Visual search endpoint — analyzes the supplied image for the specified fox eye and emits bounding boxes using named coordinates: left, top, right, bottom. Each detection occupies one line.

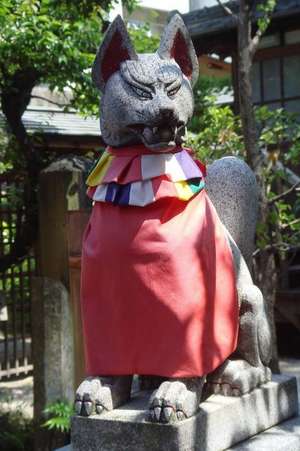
left=167, top=86, right=180, bottom=98
left=130, top=84, right=152, bottom=99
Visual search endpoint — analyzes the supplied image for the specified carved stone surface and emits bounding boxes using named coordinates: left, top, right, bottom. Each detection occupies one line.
left=206, top=156, right=259, bottom=266
left=75, top=13, right=273, bottom=425
left=69, top=376, right=298, bottom=451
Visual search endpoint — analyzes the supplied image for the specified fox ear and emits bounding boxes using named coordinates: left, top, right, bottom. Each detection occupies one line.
left=157, top=14, right=199, bottom=87
left=92, top=15, right=138, bottom=92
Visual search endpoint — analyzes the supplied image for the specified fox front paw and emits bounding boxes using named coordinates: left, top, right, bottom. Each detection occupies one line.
left=75, top=376, right=132, bottom=417
left=148, top=378, right=204, bottom=423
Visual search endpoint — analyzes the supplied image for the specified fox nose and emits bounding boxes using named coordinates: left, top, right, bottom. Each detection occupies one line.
left=159, top=106, right=175, bottom=120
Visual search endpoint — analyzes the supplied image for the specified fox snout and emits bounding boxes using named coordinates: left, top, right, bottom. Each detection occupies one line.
left=159, top=106, right=178, bottom=121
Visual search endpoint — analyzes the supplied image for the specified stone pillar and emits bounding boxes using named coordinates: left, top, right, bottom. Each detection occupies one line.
left=32, top=277, right=74, bottom=419
left=33, top=156, right=92, bottom=446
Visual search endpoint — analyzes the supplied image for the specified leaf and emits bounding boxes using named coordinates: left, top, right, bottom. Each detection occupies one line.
left=43, top=400, right=74, bottom=433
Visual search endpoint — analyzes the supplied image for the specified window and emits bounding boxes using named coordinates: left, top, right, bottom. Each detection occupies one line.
left=251, top=62, right=261, bottom=103
left=283, top=55, right=300, bottom=98
left=251, top=32, right=300, bottom=120
left=263, top=58, right=281, bottom=101
left=285, top=99, right=300, bottom=115
left=285, top=30, right=300, bottom=45
left=258, top=33, right=280, bottom=49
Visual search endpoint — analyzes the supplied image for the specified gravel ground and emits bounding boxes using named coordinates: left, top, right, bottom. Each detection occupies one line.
left=280, top=358, right=300, bottom=379
left=0, top=375, right=33, bottom=418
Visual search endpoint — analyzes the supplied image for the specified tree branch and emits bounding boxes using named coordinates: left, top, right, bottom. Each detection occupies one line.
left=268, top=181, right=300, bottom=204
left=250, top=4, right=277, bottom=58
left=250, top=28, right=263, bottom=58
left=216, top=0, right=237, bottom=19
left=0, top=208, right=33, bottom=273
left=30, top=95, right=70, bottom=108
left=253, top=242, right=291, bottom=257
left=281, top=218, right=300, bottom=230
left=0, top=79, right=42, bottom=273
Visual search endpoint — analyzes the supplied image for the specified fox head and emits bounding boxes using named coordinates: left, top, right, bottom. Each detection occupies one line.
left=92, top=14, right=199, bottom=152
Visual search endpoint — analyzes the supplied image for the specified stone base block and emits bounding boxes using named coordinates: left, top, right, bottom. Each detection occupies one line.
left=56, top=415, right=300, bottom=451
left=229, top=414, right=300, bottom=450
left=70, top=375, right=298, bottom=451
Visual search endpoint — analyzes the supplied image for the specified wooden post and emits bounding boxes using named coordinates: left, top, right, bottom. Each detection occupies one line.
left=37, top=157, right=91, bottom=285
left=34, top=156, right=92, bottom=423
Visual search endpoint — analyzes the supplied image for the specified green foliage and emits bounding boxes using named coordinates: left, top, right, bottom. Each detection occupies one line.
left=0, top=128, right=13, bottom=174
left=187, top=103, right=243, bottom=162
left=191, top=75, right=232, bottom=128
left=129, top=24, right=160, bottom=54
left=256, top=0, right=277, bottom=35
left=187, top=86, right=300, bottom=263
left=194, top=74, right=232, bottom=100
left=187, top=75, right=242, bottom=162
left=0, top=409, right=34, bottom=451
left=43, top=400, right=74, bottom=433
left=0, top=0, right=141, bottom=118
left=255, top=106, right=300, bottom=254
left=256, top=106, right=300, bottom=165
left=0, top=2, right=160, bottom=119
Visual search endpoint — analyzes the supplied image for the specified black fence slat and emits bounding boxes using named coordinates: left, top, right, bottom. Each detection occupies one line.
left=11, top=251, right=18, bottom=367
left=20, top=258, right=28, bottom=366
left=3, top=318, right=9, bottom=373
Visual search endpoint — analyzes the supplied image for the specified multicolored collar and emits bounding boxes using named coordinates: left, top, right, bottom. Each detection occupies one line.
left=87, top=145, right=206, bottom=207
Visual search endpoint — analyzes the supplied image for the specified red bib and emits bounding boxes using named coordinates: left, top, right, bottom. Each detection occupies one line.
left=81, top=186, right=239, bottom=377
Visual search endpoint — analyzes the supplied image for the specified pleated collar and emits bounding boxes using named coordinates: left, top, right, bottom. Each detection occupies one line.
left=87, top=145, right=206, bottom=207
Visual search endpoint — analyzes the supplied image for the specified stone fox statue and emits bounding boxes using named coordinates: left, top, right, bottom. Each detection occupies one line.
left=75, top=14, right=272, bottom=423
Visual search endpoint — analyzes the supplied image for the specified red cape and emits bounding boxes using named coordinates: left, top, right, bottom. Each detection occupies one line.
left=81, top=190, right=239, bottom=377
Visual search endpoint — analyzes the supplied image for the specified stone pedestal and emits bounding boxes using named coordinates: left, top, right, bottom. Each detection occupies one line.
left=32, top=277, right=74, bottom=420
left=66, top=375, right=298, bottom=451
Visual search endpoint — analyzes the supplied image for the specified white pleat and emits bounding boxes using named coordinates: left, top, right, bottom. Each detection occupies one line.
left=129, top=180, right=155, bottom=206
left=141, top=153, right=168, bottom=179
left=92, top=184, right=109, bottom=202
left=165, top=155, right=186, bottom=181
left=141, top=153, right=189, bottom=182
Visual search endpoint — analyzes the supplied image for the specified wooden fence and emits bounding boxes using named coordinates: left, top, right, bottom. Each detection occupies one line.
left=0, top=175, right=35, bottom=379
